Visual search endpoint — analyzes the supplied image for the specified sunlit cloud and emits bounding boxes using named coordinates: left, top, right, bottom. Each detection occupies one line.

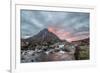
left=21, top=10, right=90, bottom=42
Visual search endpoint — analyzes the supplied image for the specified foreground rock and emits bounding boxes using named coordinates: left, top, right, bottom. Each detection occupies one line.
left=48, top=51, right=75, bottom=61
left=21, top=45, right=76, bottom=63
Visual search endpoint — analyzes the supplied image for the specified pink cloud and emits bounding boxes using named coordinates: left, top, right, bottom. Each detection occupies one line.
left=48, top=26, right=72, bottom=42
left=48, top=26, right=89, bottom=42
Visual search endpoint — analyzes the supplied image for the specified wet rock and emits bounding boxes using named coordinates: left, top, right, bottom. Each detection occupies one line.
left=48, top=52, right=75, bottom=61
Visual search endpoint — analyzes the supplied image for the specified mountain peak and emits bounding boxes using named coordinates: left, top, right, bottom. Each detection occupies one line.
left=40, top=28, right=49, bottom=33
left=21, top=28, right=70, bottom=48
left=43, top=28, right=48, bottom=31
left=28, top=28, right=62, bottom=43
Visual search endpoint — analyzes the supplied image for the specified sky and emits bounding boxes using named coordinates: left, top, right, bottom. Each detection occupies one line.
left=21, top=10, right=90, bottom=42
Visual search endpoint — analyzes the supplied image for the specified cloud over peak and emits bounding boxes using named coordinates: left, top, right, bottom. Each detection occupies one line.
left=21, top=10, right=90, bottom=42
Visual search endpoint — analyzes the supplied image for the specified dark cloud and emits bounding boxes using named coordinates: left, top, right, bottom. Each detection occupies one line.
left=21, top=10, right=89, bottom=41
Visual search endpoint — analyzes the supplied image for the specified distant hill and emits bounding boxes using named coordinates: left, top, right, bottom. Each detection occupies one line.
left=26, top=28, right=61, bottom=43
left=72, top=38, right=89, bottom=46
left=21, top=28, right=70, bottom=49
left=33, top=28, right=61, bottom=42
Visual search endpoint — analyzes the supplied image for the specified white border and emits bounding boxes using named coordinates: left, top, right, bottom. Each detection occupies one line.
left=11, top=4, right=96, bottom=73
